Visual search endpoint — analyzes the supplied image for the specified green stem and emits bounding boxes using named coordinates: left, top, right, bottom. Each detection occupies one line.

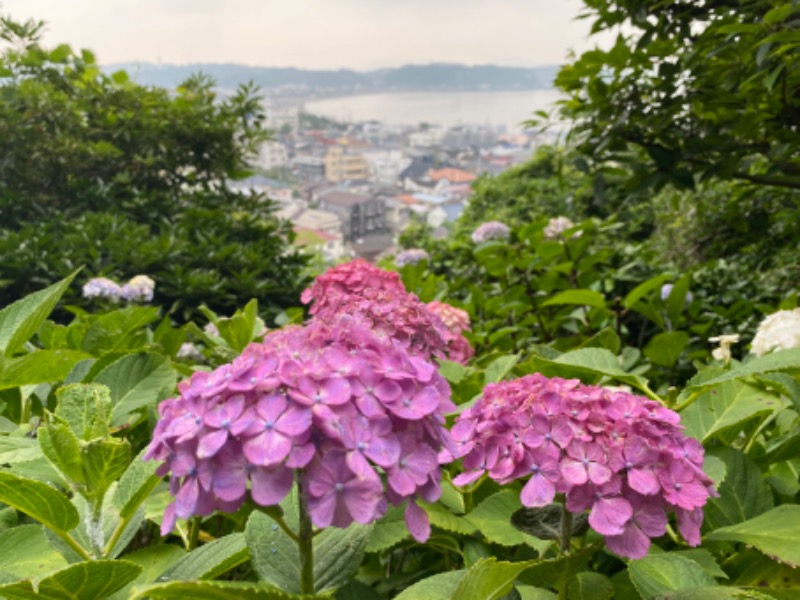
left=103, top=516, right=128, bottom=558
left=56, top=529, right=92, bottom=561
left=273, top=513, right=300, bottom=543
left=297, top=481, right=315, bottom=595
left=674, top=390, right=701, bottom=412
left=187, top=516, right=201, bottom=551
left=744, top=413, right=777, bottom=454
left=559, top=506, right=573, bottom=556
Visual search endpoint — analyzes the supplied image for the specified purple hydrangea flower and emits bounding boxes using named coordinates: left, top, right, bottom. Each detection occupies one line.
left=145, top=313, right=456, bottom=543
left=451, top=374, right=716, bottom=559
left=395, top=249, right=430, bottom=267
left=471, top=221, right=510, bottom=243
left=120, top=275, right=155, bottom=303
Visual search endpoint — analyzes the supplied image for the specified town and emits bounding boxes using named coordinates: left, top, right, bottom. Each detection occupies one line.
left=231, top=103, right=541, bottom=261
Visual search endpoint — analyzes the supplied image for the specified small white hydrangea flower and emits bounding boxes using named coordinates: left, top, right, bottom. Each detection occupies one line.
left=177, top=342, right=204, bottom=361
left=543, top=216, right=581, bottom=240
left=709, top=334, right=740, bottom=362
left=121, top=275, right=155, bottom=303
left=471, top=221, right=510, bottom=243
left=751, top=309, right=800, bottom=356
left=82, top=277, right=122, bottom=302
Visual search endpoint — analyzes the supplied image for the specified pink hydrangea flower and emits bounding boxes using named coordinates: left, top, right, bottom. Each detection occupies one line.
left=427, top=301, right=474, bottom=364
left=451, top=374, right=716, bottom=559
left=145, top=313, right=456, bottom=543
left=301, top=260, right=473, bottom=365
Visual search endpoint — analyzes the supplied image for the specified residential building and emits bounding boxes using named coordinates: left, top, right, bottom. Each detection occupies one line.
left=293, top=155, right=326, bottom=182
left=255, top=141, right=288, bottom=170
left=317, top=189, right=388, bottom=242
left=324, top=147, right=370, bottom=183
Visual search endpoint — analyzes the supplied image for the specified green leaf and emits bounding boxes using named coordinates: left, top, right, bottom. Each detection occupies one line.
left=579, top=328, right=621, bottom=354
left=623, top=274, right=672, bottom=309
left=0, top=350, right=92, bottom=390
left=671, top=550, right=728, bottom=580
left=484, top=354, right=520, bottom=384
left=643, top=331, right=689, bottom=367
left=680, top=380, right=783, bottom=442
left=55, top=384, right=113, bottom=441
left=111, top=448, right=161, bottom=520
left=423, top=502, right=476, bottom=535
left=82, top=437, right=132, bottom=501
left=92, top=353, right=176, bottom=426
left=438, top=360, right=468, bottom=384
left=523, top=348, right=655, bottom=398
left=542, top=290, right=606, bottom=310
left=518, top=545, right=600, bottom=590
left=628, top=554, right=717, bottom=599
left=364, top=506, right=409, bottom=553
left=0, top=435, right=43, bottom=464
left=465, top=491, right=548, bottom=551
left=516, top=585, right=557, bottom=600
left=130, top=581, right=296, bottom=600
left=38, top=416, right=86, bottom=485
left=567, top=572, right=614, bottom=600
left=704, top=448, right=773, bottom=529
left=0, top=560, right=141, bottom=600
left=246, top=507, right=371, bottom=594
left=0, top=525, right=68, bottom=579
left=706, top=505, right=800, bottom=567
left=393, top=571, right=465, bottom=600
left=686, top=349, right=800, bottom=390
left=107, top=545, right=185, bottom=600
left=159, top=533, right=248, bottom=581
left=0, top=472, right=79, bottom=533
left=0, top=272, right=78, bottom=358
left=81, top=307, right=160, bottom=355
left=451, top=557, right=538, bottom=600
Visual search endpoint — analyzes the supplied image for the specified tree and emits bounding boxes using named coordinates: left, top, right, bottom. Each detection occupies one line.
left=0, top=15, right=308, bottom=321
left=550, top=1, right=800, bottom=192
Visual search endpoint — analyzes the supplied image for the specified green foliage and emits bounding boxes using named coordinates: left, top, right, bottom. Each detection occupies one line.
left=0, top=16, right=308, bottom=322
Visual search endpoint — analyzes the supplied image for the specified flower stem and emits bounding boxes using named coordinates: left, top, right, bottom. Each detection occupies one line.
left=559, top=506, right=573, bottom=556
left=297, top=482, right=315, bottom=595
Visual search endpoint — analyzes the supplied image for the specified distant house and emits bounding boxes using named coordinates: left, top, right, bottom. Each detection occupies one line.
left=324, top=147, right=370, bottom=183
left=293, top=155, right=326, bottom=182
left=255, top=141, right=288, bottom=170
left=293, top=226, right=348, bottom=262
left=231, top=175, right=293, bottom=204
left=317, top=189, right=389, bottom=243
left=428, top=168, right=477, bottom=185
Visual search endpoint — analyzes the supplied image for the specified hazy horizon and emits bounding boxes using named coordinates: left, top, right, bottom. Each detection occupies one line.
left=1, top=0, right=607, bottom=71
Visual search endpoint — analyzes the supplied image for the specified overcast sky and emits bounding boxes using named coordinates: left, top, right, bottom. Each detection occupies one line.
left=1, top=0, right=600, bottom=70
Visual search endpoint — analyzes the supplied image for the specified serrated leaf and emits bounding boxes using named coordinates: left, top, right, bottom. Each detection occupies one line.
left=628, top=554, right=717, bottom=599
left=131, top=580, right=302, bottom=600
left=81, top=307, right=160, bottom=355
left=423, top=502, right=476, bottom=535
left=364, top=506, right=408, bottom=553
left=451, top=557, right=538, bottom=600
left=0, top=436, right=42, bottom=464
left=518, top=544, right=600, bottom=590
left=38, top=416, right=86, bottom=485
left=567, top=572, right=614, bottom=600
left=0, top=472, right=79, bottom=532
left=393, top=570, right=465, bottom=600
left=82, top=437, right=131, bottom=501
left=0, top=272, right=78, bottom=358
left=106, top=545, right=185, bottom=600
left=680, top=380, right=783, bottom=442
left=159, top=533, right=248, bottom=581
left=112, top=448, right=161, bottom=520
left=0, top=559, right=141, bottom=600
left=55, top=383, right=113, bottom=441
left=484, top=354, right=520, bottom=384
left=465, top=491, right=549, bottom=551
left=686, top=349, right=800, bottom=390
left=643, top=331, right=689, bottom=368
left=706, top=505, right=800, bottom=567
left=704, top=448, right=773, bottom=529
left=0, top=350, right=92, bottom=390
left=92, top=353, right=176, bottom=426
left=0, top=525, right=68, bottom=579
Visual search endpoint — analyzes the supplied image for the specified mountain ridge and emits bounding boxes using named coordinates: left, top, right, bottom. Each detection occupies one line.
left=103, top=62, right=559, bottom=92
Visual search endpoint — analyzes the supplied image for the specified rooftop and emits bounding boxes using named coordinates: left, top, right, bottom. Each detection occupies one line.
left=428, top=168, right=477, bottom=183
left=318, top=190, right=372, bottom=207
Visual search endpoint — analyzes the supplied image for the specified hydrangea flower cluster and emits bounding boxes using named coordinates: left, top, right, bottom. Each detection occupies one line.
left=751, top=308, right=800, bottom=356
left=450, top=374, right=715, bottom=559
left=426, top=301, right=474, bottom=364
left=709, top=334, right=739, bottom=363
left=543, top=217, right=580, bottom=240
left=301, top=259, right=472, bottom=365
left=121, top=275, right=156, bottom=303
left=82, top=277, right=122, bottom=302
left=144, top=313, right=457, bottom=542
left=395, top=248, right=430, bottom=267
left=471, top=221, right=510, bottom=243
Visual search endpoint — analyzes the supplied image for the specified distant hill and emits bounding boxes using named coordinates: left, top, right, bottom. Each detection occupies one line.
left=104, top=62, right=559, bottom=93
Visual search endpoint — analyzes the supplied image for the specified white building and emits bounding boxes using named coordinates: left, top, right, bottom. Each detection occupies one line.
left=255, top=141, right=289, bottom=170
